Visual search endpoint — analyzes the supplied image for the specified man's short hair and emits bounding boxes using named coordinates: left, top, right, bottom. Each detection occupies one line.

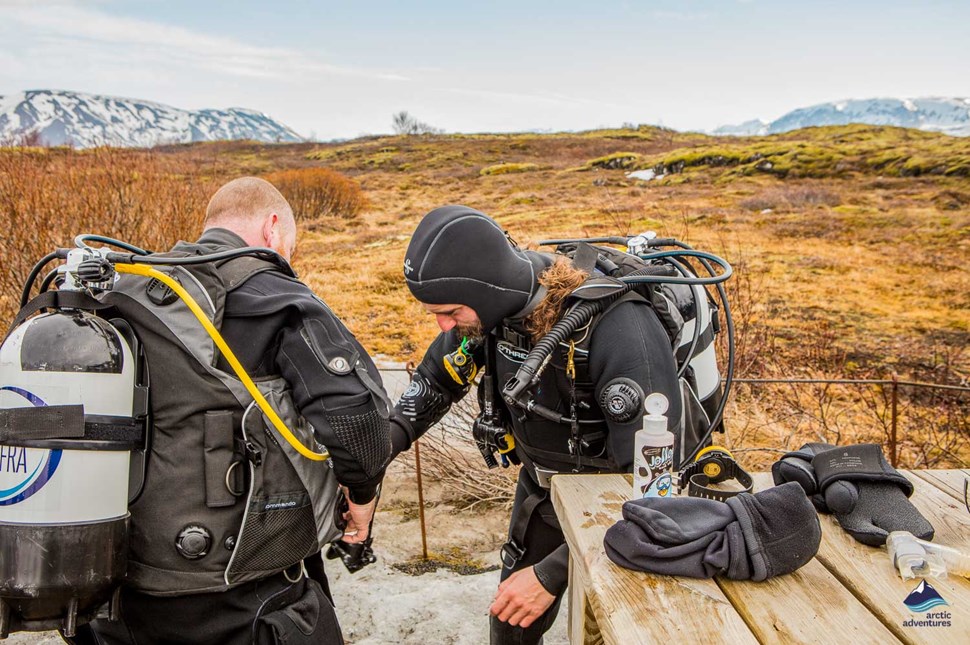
left=204, top=177, right=293, bottom=229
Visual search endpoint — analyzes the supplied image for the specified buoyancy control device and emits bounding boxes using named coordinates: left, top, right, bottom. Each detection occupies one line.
left=501, top=231, right=734, bottom=470
left=0, top=235, right=346, bottom=638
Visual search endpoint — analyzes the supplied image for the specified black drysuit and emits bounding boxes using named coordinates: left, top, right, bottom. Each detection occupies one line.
left=393, top=293, right=681, bottom=645
left=83, top=228, right=391, bottom=644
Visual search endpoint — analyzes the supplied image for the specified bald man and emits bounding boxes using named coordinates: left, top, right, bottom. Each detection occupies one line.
left=83, top=177, right=391, bottom=644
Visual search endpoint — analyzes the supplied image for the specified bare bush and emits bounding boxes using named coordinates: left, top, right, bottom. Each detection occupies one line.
left=396, top=395, right=517, bottom=510
left=0, top=147, right=211, bottom=322
left=392, top=111, right=443, bottom=136
left=263, top=167, right=366, bottom=222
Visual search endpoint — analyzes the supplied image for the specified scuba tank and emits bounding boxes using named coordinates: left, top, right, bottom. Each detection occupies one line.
left=0, top=248, right=149, bottom=638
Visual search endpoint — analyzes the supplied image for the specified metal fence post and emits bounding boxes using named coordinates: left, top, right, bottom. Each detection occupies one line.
left=890, top=373, right=899, bottom=468
left=413, top=438, right=429, bottom=560
left=404, top=361, right=430, bottom=560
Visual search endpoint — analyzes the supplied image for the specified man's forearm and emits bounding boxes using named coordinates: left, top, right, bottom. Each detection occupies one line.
left=532, top=544, right=569, bottom=596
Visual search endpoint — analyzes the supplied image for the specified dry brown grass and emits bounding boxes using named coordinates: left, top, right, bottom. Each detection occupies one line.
left=0, top=147, right=214, bottom=314
left=1, top=125, right=967, bottom=468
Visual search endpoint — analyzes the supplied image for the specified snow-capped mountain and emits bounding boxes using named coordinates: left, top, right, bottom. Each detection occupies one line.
left=715, top=97, right=970, bottom=137
left=0, top=90, right=303, bottom=148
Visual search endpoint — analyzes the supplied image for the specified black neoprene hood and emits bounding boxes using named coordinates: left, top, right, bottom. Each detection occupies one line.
left=404, top=205, right=538, bottom=332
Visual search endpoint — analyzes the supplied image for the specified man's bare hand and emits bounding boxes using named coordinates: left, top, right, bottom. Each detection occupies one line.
left=489, top=566, right=556, bottom=628
left=342, top=489, right=377, bottom=544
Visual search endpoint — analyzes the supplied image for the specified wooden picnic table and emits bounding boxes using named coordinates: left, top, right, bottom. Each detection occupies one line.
left=550, top=469, right=970, bottom=644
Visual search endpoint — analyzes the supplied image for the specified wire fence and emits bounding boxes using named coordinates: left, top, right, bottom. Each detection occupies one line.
left=731, top=376, right=970, bottom=468
left=382, top=367, right=970, bottom=469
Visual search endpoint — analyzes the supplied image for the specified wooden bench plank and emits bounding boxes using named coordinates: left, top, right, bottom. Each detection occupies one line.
left=753, top=472, right=970, bottom=645
left=911, top=469, right=969, bottom=505
left=716, top=558, right=902, bottom=644
left=552, top=474, right=758, bottom=645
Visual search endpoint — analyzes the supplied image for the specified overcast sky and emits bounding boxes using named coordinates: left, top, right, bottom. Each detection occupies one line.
left=1, top=0, right=967, bottom=140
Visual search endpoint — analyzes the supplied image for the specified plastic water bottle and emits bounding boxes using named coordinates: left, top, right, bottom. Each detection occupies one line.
left=632, top=393, right=674, bottom=500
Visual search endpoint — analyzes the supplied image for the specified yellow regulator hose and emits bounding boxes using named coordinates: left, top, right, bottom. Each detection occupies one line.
left=115, top=263, right=330, bottom=461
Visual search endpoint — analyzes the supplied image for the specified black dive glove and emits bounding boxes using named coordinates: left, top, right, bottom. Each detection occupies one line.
left=772, top=443, right=934, bottom=547
left=390, top=370, right=452, bottom=458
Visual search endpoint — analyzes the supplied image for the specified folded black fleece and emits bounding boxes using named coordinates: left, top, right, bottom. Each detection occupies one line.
left=604, top=482, right=820, bottom=581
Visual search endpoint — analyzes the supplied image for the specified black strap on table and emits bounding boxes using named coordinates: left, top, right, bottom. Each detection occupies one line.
left=678, top=457, right=754, bottom=502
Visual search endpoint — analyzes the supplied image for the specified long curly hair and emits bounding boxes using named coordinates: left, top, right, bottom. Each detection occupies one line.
left=524, top=258, right=589, bottom=342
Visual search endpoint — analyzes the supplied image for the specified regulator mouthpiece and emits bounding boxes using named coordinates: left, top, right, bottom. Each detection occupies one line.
left=887, top=531, right=970, bottom=580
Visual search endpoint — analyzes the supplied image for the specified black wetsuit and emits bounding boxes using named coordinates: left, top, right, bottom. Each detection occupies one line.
left=394, top=294, right=681, bottom=645
left=81, top=229, right=391, bottom=645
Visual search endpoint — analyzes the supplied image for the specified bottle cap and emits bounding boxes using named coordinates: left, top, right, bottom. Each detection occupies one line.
left=644, top=393, right=668, bottom=416
left=642, top=393, right=669, bottom=435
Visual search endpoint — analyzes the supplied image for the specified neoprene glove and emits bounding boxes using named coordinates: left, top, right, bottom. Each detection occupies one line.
left=772, top=443, right=934, bottom=547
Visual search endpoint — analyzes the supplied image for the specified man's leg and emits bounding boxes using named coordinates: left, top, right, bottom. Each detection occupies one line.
left=86, top=566, right=341, bottom=645
left=490, top=473, right=566, bottom=645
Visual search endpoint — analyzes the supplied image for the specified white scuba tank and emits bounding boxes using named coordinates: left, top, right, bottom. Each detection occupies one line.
left=0, top=308, right=140, bottom=636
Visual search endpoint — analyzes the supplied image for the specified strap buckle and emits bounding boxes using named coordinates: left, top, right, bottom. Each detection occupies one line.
left=500, top=538, right=526, bottom=569
left=242, top=440, right=262, bottom=466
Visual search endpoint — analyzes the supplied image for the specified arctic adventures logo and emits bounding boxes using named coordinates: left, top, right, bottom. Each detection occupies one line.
left=0, top=386, right=63, bottom=506
left=902, top=580, right=952, bottom=628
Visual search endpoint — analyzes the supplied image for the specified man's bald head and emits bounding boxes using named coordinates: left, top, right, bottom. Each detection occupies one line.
left=204, top=177, right=297, bottom=261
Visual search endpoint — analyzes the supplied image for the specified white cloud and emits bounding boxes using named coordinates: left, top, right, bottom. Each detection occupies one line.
left=0, top=2, right=410, bottom=83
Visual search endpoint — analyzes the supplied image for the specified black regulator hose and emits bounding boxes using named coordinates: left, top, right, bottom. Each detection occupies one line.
left=72, top=234, right=286, bottom=270
left=20, top=251, right=62, bottom=307
left=105, top=246, right=285, bottom=268
left=74, top=234, right=150, bottom=255
left=502, top=288, right=628, bottom=408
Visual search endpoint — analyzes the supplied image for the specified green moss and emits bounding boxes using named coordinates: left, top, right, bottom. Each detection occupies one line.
left=480, top=162, right=541, bottom=176
left=583, top=152, right=641, bottom=170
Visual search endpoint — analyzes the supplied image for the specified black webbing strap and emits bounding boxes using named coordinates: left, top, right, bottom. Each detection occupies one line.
left=4, top=290, right=113, bottom=344
left=501, top=489, right=547, bottom=569
left=570, top=242, right=599, bottom=275
left=216, top=255, right=295, bottom=292
left=0, top=407, right=144, bottom=446
left=0, top=404, right=84, bottom=441
left=512, top=435, right=612, bottom=470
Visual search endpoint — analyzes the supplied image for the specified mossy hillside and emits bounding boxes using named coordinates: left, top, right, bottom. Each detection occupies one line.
left=632, top=126, right=970, bottom=179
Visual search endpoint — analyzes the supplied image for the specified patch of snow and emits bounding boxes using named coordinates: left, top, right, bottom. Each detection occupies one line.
left=330, top=554, right=568, bottom=644
left=627, top=169, right=658, bottom=181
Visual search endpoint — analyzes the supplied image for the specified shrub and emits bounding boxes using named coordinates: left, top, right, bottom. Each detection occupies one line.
left=262, top=167, right=366, bottom=221
left=0, top=147, right=210, bottom=323
left=479, top=162, right=540, bottom=176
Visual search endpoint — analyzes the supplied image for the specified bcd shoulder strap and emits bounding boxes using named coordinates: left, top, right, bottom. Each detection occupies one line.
left=216, top=255, right=295, bottom=292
